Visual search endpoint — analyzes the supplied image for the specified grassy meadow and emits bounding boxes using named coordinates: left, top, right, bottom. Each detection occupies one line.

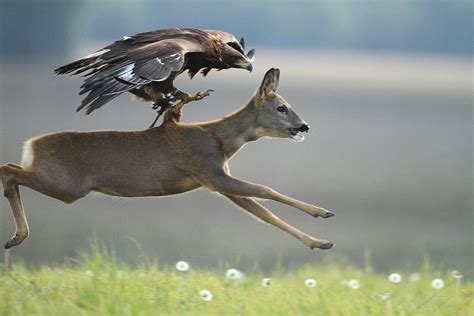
left=0, top=243, right=472, bottom=315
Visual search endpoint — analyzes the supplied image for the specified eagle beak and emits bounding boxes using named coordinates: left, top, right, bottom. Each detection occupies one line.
left=234, top=57, right=253, bottom=72
left=246, top=63, right=253, bottom=72
left=243, top=49, right=255, bottom=72
left=246, top=49, right=255, bottom=72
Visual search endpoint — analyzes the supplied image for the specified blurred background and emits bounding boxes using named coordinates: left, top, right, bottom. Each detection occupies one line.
left=0, top=0, right=472, bottom=274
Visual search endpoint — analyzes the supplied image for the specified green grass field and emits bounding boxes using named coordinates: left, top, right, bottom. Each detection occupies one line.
left=0, top=244, right=472, bottom=315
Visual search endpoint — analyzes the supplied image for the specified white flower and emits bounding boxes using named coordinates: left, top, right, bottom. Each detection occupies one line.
left=304, top=278, right=317, bottom=288
left=431, top=278, right=445, bottom=289
left=225, top=268, right=243, bottom=280
left=84, top=270, right=94, bottom=277
left=451, top=270, right=463, bottom=279
left=388, top=273, right=402, bottom=283
left=175, top=261, right=190, bottom=272
left=138, top=271, right=146, bottom=278
left=261, top=278, right=272, bottom=287
left=348, top=279, right=360, bottom=290
left=199, top=289, right=213, bottom=301
left=382, top=293, right=391, bottom=301
left=409, top=273, right=420, bottom=282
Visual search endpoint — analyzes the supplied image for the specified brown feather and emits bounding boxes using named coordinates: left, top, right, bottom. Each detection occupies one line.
left=55, top=28, right=251, bottom=114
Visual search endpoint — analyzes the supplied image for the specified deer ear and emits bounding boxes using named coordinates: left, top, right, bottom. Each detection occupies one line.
left=258, top=68, right=280, bottom=97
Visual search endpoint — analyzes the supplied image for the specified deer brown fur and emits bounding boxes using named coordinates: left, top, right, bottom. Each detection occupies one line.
left=0, top=68, right=334, bottom=250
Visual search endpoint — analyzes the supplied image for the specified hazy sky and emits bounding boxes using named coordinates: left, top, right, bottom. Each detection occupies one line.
left=0, top=0, right=472, bottom=60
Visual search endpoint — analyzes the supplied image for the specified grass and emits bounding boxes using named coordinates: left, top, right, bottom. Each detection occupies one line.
left=0, top=243, right=472, bottom=315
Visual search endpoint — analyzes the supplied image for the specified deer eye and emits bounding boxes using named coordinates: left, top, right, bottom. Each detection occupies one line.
left=277, top=106, right=287, bottom=113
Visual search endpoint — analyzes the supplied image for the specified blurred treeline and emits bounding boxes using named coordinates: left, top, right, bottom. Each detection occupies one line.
left=0, top=0, right=472, bottom=60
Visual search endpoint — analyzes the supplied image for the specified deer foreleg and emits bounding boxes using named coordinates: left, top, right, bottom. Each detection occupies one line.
left=223, top=194, right=333, bottom=249
left=202, top=172, right=334, bottom=218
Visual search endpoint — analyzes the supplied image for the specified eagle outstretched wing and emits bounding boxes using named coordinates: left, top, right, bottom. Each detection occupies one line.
left=55, top=32, right=206, bottom=114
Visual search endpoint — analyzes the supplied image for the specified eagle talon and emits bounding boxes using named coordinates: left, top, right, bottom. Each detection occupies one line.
left=196, top=89, right=214, bottom=99
left=150, top=88, right=214, bottom=127
left=169, top=89, right=190, bottom=103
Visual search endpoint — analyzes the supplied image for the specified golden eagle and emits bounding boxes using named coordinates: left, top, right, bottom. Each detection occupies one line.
left=55, top=28, right=255, bottom=125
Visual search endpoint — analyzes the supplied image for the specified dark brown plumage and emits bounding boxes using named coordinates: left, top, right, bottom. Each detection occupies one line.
left=55, top=28, right=255, bottom=114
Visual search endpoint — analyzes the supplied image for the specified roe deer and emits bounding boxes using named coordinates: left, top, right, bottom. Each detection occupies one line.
left=0, top=68, right=334, bottom=250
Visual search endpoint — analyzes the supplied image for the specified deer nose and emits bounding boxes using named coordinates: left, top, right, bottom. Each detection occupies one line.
left=298, top=124, right=310, bottom=132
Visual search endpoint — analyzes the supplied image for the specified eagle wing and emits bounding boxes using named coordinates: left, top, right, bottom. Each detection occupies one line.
left=55, top=30, right=207, bottom=114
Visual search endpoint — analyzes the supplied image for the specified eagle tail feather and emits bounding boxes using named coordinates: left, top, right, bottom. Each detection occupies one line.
left=54, top=56, right=102, bottom=75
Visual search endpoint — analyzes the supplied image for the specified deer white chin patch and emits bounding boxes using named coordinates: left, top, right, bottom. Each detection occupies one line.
left=291, top=133, right=305, bottom=142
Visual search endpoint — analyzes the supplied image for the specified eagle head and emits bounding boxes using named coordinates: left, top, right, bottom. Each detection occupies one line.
left=219, top=44, right=253, bottom=72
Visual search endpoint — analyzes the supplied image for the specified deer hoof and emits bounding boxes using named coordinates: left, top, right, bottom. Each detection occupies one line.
left=319, top=241, right=334, bottom=250
left=322, top=211, right=335, bottom=218
left=4, top=233, right=27, bottom=249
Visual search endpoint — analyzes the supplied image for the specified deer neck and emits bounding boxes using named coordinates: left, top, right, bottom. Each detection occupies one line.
left=206, top=100, right=264, bottom=158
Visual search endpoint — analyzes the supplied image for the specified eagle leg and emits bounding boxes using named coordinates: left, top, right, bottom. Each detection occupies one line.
left=168, top=88, right=191, bottom=103
left=164, top=89, right=214, bottom=123
left=150, top=89, right=214, bottom=127
left=149, top=104, right=167, bottom=128
left=149, top=97, right=173, bottom=128
left=149, top=88, right=189, bottom=128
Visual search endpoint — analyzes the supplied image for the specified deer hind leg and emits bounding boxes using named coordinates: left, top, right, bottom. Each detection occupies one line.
left=0, top=165, right=30, bottom=249
left=1, top=161, right=91, bottom=248
left=223, top=194, right=334, bottom=250
left=0, top=163, right=87, bottom=249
